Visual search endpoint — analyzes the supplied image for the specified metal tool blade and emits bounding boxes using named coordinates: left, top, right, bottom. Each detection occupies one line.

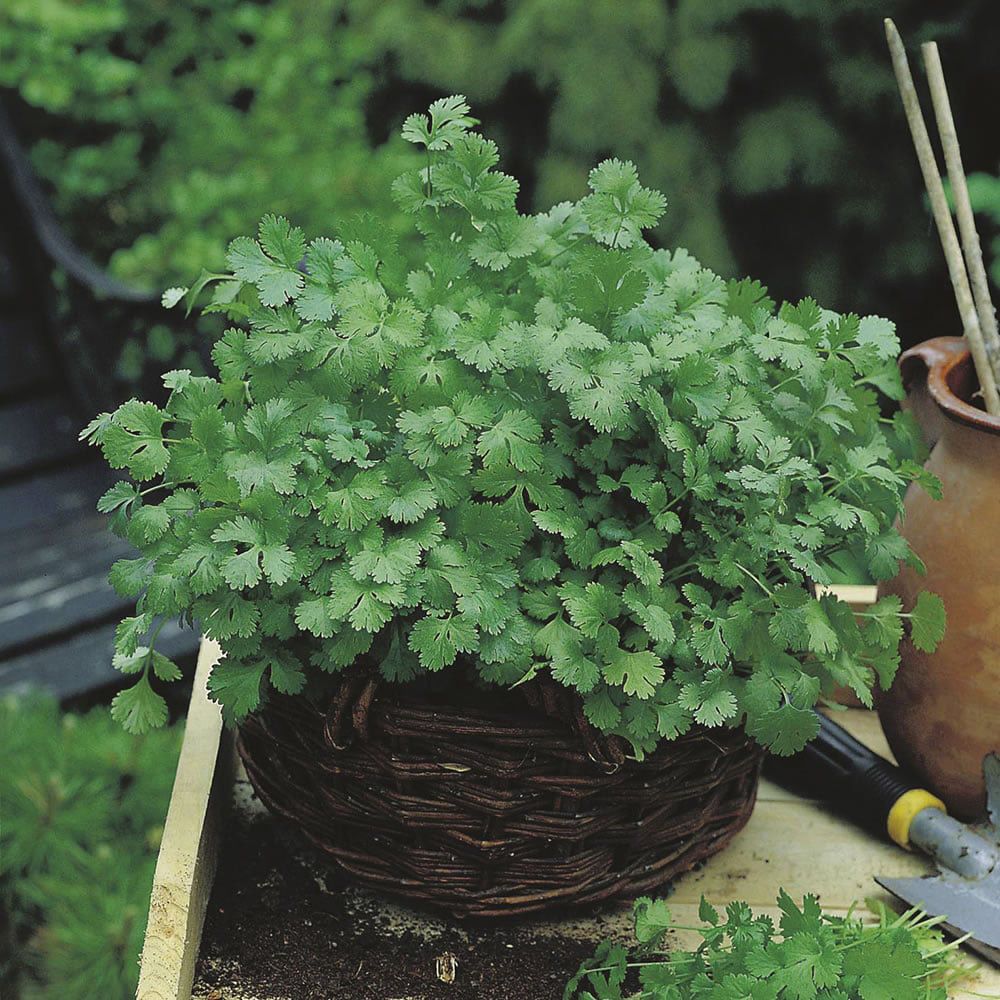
left=876, top=752, right=1000, bottom=967
left=876, top=868, right=1000, bottom=965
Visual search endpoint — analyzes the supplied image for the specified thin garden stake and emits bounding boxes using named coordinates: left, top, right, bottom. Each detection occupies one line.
left=884, top=18, right=1000, bottom=415
left=922, top=40, right=1000, bottom=386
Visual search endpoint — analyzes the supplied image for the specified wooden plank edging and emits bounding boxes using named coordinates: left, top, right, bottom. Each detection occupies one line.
left=137, top=639, right=230, bottom=1000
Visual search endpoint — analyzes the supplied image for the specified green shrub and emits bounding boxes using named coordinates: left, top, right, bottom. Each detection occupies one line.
left=84, top=99, right=942, bottom=756
left=1, top=695, right=183, bottom=1000
left=1, top=0, right=415, bottom=287
left=5, top=0, right=999, bottom=332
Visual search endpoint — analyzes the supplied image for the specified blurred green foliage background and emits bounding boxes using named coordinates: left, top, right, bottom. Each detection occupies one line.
left=1, top=696, right=183, bottom=1000
left=3, top=0, right=1000, bottom=354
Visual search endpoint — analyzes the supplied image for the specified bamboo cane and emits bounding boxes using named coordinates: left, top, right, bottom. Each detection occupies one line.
left=884, top=18, right=1000, bottom=415
left=921, top=41, right=1000, bottom=386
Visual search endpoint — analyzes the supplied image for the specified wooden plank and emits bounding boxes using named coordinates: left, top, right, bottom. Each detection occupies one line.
left=820, top=583, right=879, bottom=610
left=0, top=394, right=88, bottom=478
left=0, top=511, right=134, bottom=595
left=0, top=617, right=200, bottom=699
left=138, top=639, right=231, bottom=1000
left=0, top=536, right=137, bottom=654
left=0, top=462, right=117, bottom=534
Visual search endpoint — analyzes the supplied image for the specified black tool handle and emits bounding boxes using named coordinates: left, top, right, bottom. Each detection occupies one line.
left=776, top=711, right=923, bottom=840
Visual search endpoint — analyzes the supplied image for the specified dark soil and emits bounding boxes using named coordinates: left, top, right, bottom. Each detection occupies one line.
left=194, top=805, right=625, bottom=1000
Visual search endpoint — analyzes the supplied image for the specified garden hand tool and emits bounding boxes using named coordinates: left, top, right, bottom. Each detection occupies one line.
left=770, top=711, right=1000, bottom=965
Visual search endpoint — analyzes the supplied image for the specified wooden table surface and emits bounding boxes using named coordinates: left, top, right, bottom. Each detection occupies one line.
left=140, top=640, right=1000, bottom=999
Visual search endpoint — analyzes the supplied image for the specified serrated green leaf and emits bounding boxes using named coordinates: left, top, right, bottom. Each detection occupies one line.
left=208, top=660, right=267, bottom=720
left=582, top=690, right=621, bottom=730
left=634, top=897, right=673, bottom=945
left=602, top=648, right=664, bottom=699
left=114, top=613, right=155, bottom=663
left=111, top=673, right=168, bottom=734
left=264, top=649, right=306, bottom=695
left=110, top=558, right=152, bottom=598
left=409, top=613, right=478, bottom=670
left=909, top=592, right=946, bottom=653
left=100, top=401, right=170, bottom=481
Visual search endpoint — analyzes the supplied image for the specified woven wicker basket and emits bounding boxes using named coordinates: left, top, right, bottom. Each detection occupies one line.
left=236, top=672, right=764, bottom=917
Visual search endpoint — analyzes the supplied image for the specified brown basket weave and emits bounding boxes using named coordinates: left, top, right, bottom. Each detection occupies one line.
left=236, top=673, right=764, bottom=917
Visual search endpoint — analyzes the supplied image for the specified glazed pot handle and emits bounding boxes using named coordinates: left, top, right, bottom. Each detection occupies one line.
left=898, top=337, right=966, bottom=450
left=899, top=336, right=968, bottom=388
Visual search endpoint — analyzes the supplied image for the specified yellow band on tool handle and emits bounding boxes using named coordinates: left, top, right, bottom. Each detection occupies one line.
left=886, top=789, right=947, bottom=848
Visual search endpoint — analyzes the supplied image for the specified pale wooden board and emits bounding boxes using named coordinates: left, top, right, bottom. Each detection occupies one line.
left=137, top=639, right=231, bottom=1000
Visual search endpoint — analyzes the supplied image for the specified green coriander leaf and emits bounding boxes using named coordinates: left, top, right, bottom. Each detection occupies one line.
left=655, top=699, right=693, bottom=739
left=258, top=214, right=307, bottom=267
left=409, top=613, right=478, bottom=670
left=349, top=538, right=422, bottom=585
left=842, top=934, right=926, bottom=1000
left=207, top=660, right=267, bottom=719
left=803, top=600, right=839, bottom=656
left=401, top=94, right=474, bottom=150
left=777, top=891, right=824, bottom=936
left=149, top=651, right=182, bottom=682
left=699, top=896, right=720, bottom=925
left=97, top=481, right=140, bottom=514
left=264, top=649, right=306, bottom=695
left=582, top=159, right=667, bottom=248
left=295, top=597, right=338, bottom=638
left=772, top=931, right=842, bottom=999
left=349, top=592, right=395, bottom=633
left=201, top=592, right=260, bottom=640
left=100, top=400, right=170, bottom=481
left=856, top=315, right=899, bottom=360
left=583, top=690, right=621, bottom=730
left=747, top=702, right=820, bottom=756
left=114, top=615, right=153, bottom=658
left=227, top=218, right=305, bottom=307
left=162, top=286, right=187, bottom=308
left=909, top=592, right=946, bottom=652
left=602, top=649, right=664, bottom=699
left=387, top=479, right=437, bottom=523
left=633, top=897, right=673, bottom=945
left=109, top=558, right=152, bottom=598
left=860, top=595, right=904, bottom=648
left=110, top=673, right=168, bottom=734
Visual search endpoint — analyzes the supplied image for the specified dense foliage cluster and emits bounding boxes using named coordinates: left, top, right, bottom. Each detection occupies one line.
left=0, top=695, right=182, bottom=1000
left=565, top=892, right=973, bottom=1000
left=1, top=0, right=413, bottom=283
left=4, top=0, right=999, bottom=380
left=84, top=99, right=943, bottom=753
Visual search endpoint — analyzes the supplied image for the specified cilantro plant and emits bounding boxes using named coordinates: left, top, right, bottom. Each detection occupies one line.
left=564, top=892, right=975, bottom=1000
left=83, top=96, right=944, bottom=752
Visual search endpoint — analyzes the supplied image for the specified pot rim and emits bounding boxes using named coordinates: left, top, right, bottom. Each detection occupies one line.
left=900, top=336, right=1000, bottom=436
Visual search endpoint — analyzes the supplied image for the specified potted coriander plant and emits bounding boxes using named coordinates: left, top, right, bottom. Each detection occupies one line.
left=82, top=97, right=944, bottom=916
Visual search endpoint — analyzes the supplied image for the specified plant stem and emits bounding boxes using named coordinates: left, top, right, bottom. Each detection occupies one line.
left=733, top=562, right=774, bottom=598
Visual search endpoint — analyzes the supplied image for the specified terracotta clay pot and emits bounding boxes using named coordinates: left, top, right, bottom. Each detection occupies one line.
left=877, top=337, right=1000, bottom=820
